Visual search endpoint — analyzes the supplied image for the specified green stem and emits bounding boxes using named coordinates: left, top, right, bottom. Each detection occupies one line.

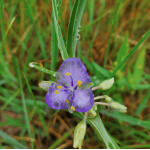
left=29, top=62, right=56, bottom=77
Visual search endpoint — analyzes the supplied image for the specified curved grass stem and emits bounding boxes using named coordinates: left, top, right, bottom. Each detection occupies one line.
left=29, top=62, right=56, bottom=77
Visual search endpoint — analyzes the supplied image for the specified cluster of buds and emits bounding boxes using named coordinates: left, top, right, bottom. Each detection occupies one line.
left=93, top=78, right=127, bottom=113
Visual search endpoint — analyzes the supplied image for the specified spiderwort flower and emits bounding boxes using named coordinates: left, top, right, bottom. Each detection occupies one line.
left=45, top=58, right=94, bottom=112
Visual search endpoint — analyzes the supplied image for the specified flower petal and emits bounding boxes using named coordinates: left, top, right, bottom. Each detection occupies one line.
left=72, top=88, right=94, bottom=112
left=45, top=83, right=71, bottom=109
left=56, top=58, right=91, bottom=87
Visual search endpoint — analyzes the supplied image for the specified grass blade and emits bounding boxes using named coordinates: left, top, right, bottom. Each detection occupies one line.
left=92, top=62, right=112, bottom=79
left=101, top=109, right=150, bottom=129
left=88, top=115, right=119, bottom=149
left=112, top=30, right=150, bottom=75
left=132, top=48, right=146, bottom=87
left=51, top=12, right=58, bottom=71
left=1, top=89, right=21, bottom=111
left=52, top=0, right=69, bottom=60
left=23, top=73, right=48, bottom=135
left=88, top=0, right=95, bottom=23
left=66, top=0, right=87, bottom=57
left=135, top=93, right=150, bottom=116
left=0, top=130, right=27, bottom=149
left=15, top=58, right=32, bottom=137
left=24, top=0, right=47, bottom=58
left=103, top=0, right=121, bottom=67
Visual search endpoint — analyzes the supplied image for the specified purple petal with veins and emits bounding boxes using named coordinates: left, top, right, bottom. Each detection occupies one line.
left=56, top=58, right=91, bottom=87
left=45, top=58, right=94, bottom=112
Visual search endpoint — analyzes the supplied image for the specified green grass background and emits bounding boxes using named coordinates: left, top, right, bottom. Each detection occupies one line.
left=0, top=0, right=150, bottom=148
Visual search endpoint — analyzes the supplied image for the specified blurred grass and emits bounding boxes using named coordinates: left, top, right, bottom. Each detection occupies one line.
left=0, top=0, right=150, bottom=148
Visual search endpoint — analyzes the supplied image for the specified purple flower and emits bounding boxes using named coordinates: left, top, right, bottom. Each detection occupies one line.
left=45, top=58, right=94, bottom=112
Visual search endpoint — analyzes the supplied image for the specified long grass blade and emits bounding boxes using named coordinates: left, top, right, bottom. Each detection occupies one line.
left=135, top=93, right=150, bottom=116
left=15, top=58, right=32, bottom=137
left=66, top=0, right=87, bottom=57
left=51, top=12, right=58, bottom=71
left=24, top=73, right=48, bottom=135
left=52, top=0, right=69, bottom=60
left=101, top=109, right=150, bottom=129
left=88, top=115, right=119, bottom=149
left=0, top=130, right=27, bottom=149
left=112, top=30, right=150, bottom=75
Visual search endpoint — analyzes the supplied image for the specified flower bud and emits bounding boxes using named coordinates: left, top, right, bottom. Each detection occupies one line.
left=99, top=78, right=114, bottom=90
left=110, top=101, right=127, bottom=113
left=73, top=121, right=86, bottom=149
left=87, top=108, right=97, bottom=118
left=39, top=81, right=53, bottom=91
left=104, top=95, right=113, bottom=103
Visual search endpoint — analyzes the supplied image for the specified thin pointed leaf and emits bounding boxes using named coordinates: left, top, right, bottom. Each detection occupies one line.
left=113, top=30, right=150, bottom=75
left=88, top=115, right=120, bottom=149
left=135, top=93, right=150, bottom=116
left=52, top=0, right=69, bottom=60
left=101, top=109, right=150, bottom=129
left=0, top=130, right=27, bottom=149
left=66, top=0, right=87, bottom=57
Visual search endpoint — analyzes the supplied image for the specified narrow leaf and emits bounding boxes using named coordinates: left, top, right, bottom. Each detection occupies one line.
left=101, top=109, right=150, bottom=129
left=66, top=0, right=87, bottom=57
left=52, top=0, right=69, bottom=60
left=88, top=115, right=119, bottom=149
left=0, top=130, right=27, bottom=149
left=135, top=93, right=150, bottom=116
left=113, top=30, right=150, bottom=75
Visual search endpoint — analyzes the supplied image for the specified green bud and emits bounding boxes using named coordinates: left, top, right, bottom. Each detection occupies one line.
left=73, top=121, right=86, bottom=149
left=39, top=81, right=54, bottom=91
left=87, top=108, right=97, bottom=118
left=110, top=101, right=127, bottom=113
left=104, top=95, right=113, bottom=103
left=78, top=82, right=94, bottom=89
left=93, top=104, right=97, bottom=111
left=99, top=78, right=114, bottom=90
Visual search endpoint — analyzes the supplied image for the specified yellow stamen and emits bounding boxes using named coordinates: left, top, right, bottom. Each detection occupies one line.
left=77, top=80, right=82, bottom=87
left=71, top=106, right=75, bottom=111
left=57, top=86, right=62, bottom=89
left=66, top=72, right=71, bottom=76
left=55, top=90, right=59, bottom=94
left=66, top=99, right=69, bottom=104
